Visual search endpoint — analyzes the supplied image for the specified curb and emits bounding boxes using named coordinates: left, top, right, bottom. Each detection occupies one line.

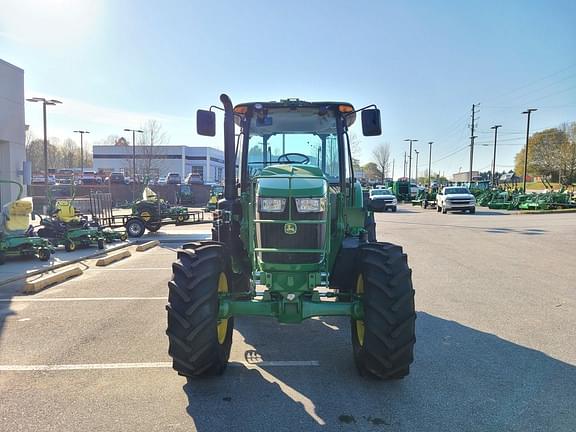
left=95, top=250, right=132, bottom=266
left=24, top=267, right=83, bottom=294
left=136, top=240, right=160, bottom=252
left=0, top=241, right=132, bottom=288
left=511, top=208, right=576, bottom=215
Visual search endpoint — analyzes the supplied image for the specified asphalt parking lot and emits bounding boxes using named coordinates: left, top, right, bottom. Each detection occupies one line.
left=0, top=206, right=574, bottom=431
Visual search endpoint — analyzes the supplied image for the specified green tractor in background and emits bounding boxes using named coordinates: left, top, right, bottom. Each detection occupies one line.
left=205, top=184, right=224, bottom=212
left=166, top=95, right=416, bottom=379
left=0, top=180, right=54, bottom=264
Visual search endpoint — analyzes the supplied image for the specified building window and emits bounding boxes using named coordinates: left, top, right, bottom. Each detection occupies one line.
left=191, top=166, right=204, bottom=181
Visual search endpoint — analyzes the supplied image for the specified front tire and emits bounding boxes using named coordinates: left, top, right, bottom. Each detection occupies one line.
left=166, top=242, right=234, bottom=378
left=442, top=206, right=447, bottom=214
left=37, top=248, right=51, bottom=261
left=436, top=204, right=441, bottom=213
left=352, top=242, right=416, bottom=379
left=469, top=207, right=476, bottom=214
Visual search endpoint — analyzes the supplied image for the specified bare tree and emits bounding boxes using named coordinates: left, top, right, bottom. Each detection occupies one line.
left=372, top=143, right=391, bottom=183
left=349, top=133, right=362, bottom=169
left=135, top=120, right=170, bottom=179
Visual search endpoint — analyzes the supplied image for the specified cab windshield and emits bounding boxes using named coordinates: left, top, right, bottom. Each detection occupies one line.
left=245, top=107, right=340, bottom=181
left=445, top=187, right=470, bottom=194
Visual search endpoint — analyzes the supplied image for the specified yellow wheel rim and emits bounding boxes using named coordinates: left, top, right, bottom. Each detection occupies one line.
left=217, top=272, right=229, bottom=344
left=140, top=211, right=151, bottom=222
left=355, top=274, right=365, bottom=346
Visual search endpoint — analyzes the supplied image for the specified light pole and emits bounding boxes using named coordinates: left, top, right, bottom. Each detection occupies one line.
left=26, top=97, right=62, bottom=184
left=73, top=130, right=90, bottom=176
left=427, top=142, right=433, bottom=187
left=414, top=149, right=420, bottom=185
left=124, top=128, right=144, bottom=198
left=404, top=139, right=418, bottom=183
left=521, top=109, right=537, bottom=192
left=490, top=125, right=502, bottom=187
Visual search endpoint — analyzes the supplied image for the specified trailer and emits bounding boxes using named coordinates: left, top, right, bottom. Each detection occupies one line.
left=89, top=191, right=208, bottom=238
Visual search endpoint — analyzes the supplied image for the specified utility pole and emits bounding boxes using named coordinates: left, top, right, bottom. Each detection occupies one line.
left=521, top=109, right=537, bottom=192
left=414, top=149, right=420, bottom=185
left=26, top=97, right=62, bottom=184
left=404, top=139, right=418, bottom=182
left=124, top=128, right=144, bottom=199
left=73, top=130, right=90, bottom=176
left=468, top=104, right=479, bottom=184
left=403, top=152, right=407, bottom=177
left=490, top=125, right=502, bottom=187
left=427, top=141, right=433, bottom=187
left=391, top=158, right=395, bottom=180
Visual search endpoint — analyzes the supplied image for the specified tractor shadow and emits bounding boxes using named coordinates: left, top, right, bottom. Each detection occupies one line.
left=182, top=312, right=576, bottom=431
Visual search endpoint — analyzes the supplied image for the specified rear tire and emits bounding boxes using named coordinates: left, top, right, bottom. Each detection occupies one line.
left=166, top=242, right=234, bottom=378
left=437, top=205, right=441, bottom=213
left=351, top=242, right=416, bottom=379
left=37, top=248, right=51, bottom=261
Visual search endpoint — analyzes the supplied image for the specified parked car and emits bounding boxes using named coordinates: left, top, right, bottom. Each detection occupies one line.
left=184, top=173, right=203, bottom=184
left=157, top=176, right=167, bottom=185
left=106, top=172, right=126, bottom=184
left=436, top=186, right=476, bottom=214
left=166, top=172, right=181, bottom=184
left=31, top=175, right=56, bottom=185
left=77, top=170, right=102, bottom=185
left=369, top=188, right=398, bottom=212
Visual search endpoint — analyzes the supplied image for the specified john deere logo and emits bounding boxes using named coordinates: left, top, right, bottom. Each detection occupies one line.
left=284, top=223, right=297, bottom=235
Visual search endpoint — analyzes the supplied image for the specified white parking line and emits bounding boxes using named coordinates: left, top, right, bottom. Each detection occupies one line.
left=86, top=268, right=171, bottom=271
left=0, top=360, right=319, bottom=371
left=0, top=297, right=167, bottom=302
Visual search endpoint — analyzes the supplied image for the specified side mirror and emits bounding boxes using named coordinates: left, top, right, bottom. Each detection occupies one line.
left=197, top=110, right=216, bottom=136
left=361, top=108, right=382, bottom=136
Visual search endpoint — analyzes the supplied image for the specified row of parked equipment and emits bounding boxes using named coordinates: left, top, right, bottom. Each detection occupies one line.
left=0, top=180, right=127, bottom=265
left=475, top=183, right=576, bottom=211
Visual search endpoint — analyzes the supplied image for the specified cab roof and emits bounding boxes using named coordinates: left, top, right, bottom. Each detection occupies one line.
left=233, top=99, right=356, bottom=127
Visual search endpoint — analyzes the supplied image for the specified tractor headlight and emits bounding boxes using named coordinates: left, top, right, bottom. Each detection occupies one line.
left=259, top=197, right=287, bottom=213
left=295, top=198, right=325, bottom=213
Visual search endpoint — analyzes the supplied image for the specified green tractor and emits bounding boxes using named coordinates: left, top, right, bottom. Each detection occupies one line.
left=205, top=184, right=224, bottom=212
left=166, top=95, right=416, bottom=379
left=0, top=180, right=54, bottom=264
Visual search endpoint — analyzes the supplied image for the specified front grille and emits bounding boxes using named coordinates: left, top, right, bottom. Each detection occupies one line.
left=449, top=199, right=471, bottom=205
left=257, top=198, right=325, bottom=264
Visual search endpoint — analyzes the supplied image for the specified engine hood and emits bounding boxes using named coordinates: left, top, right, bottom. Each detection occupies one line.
left=256, top=164, right=327, bottom=197
left=445, top=193, right=474, bottom=199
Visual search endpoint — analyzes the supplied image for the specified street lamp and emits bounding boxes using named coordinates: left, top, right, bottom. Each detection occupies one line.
left=521, top=109, right=537, bottom=192
left=124, top=128, right=144, bottom=198
left=26, top=97, right=62, bottom=185
left=73, top=130, right=90, bottom=176
left=414, top=149, right=420, bottom=185
left=404, top=139, right=418, bottom=182
left=427, top=142, right=433, bottom=187
left=490, top=125, right=502, bottom=187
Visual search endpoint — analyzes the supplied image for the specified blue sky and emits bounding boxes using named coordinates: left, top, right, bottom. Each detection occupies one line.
left=1, top=0, right=575, bottom=177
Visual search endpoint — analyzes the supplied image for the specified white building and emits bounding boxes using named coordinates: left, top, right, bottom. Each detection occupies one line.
left=93, top=145, right=224, bottom=183
left=0, top=59, right=26, bottom=207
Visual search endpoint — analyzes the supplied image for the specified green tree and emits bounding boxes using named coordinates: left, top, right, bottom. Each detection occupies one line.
left=362, top=162, right=382, bottom=182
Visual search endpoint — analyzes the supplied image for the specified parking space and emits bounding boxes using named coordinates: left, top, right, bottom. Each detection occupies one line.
left=0, top=205, right=575, bottom=431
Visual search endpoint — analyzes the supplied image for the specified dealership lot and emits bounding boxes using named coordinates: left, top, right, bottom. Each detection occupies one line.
left=0, top=207, right=574, bottom=431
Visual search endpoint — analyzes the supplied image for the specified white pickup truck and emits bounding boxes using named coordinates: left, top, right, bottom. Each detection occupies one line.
left=436, top=186, right=476, bottom=214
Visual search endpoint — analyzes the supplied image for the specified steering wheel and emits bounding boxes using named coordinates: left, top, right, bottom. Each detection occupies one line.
left=277, top=153, right=310, bottom=164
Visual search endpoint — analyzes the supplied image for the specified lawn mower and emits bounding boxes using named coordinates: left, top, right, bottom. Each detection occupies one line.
left=166, top=95, right=415, bottom=380
left=0, top=180, right=54, bottom=264
left=37, top=199, right=105, bottom=251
